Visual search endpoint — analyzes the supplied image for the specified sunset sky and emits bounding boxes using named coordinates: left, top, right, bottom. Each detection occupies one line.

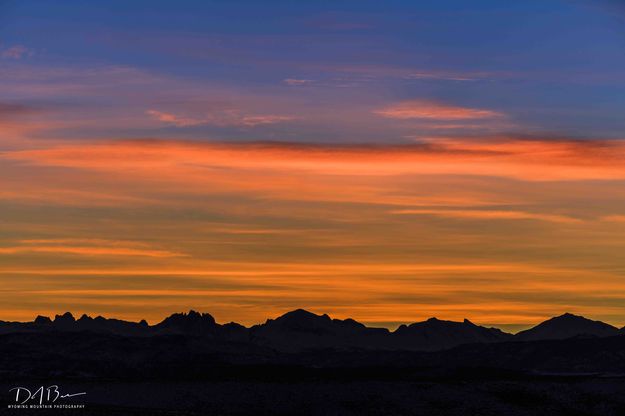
left=2, top=0, right=625, bottom=331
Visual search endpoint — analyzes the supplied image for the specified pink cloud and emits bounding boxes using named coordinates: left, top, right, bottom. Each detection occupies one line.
left=145, top=110, right=204, bottom=127
left=405, top=71, right=484, bottom=81
left=146, top=109, right=294, bottom=128
left=374, top=100, right=504, bottom=120
left=283, top=78, right=313, bottom=86
left=1, top=45, right=33, bottom=60
left=240, top=115, right=294, bottom=126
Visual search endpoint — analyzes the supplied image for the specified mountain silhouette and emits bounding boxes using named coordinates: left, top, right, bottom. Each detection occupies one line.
left=1, top=309, right=624, bottom=352
left=154, top=310, right=218, bottom=335
left=393, top=317, right=512, bottom=350
left=53, top=311, right=76, bottom=330
left=4, top=312, right=625, bottom=416
left=250, top=309, right=390, bottom=351
left=515, top=312, right=620, bottom=341
left=0, top=311, right=150, bottom=336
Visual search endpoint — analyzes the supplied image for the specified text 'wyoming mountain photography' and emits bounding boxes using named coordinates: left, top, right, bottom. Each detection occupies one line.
left=2, top=1, right=625, bottom=415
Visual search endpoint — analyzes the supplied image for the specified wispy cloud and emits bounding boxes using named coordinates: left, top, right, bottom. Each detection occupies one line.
left=390, top=209, right=581, bottom=224
left=283, top=78, right=313, bottom=86
left=146, top=109, right=294, bottom=128
left=374, top=100, right=503, bottom=120
left=1, top=45, right=33, bottom=60
left=145, top=110, right=204, bottom=127
left=405, top=71, right=484, bottom=81
left=319, top=65, right=490, bottom=82
left=0, top=239, right=185, bottom=258
left=242, top=115, right=294, bottom=126
left=0, top=62, right=302, bottom=141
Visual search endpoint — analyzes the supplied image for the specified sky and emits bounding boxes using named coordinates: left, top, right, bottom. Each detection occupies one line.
left=1, top=0, right=625, bottom=331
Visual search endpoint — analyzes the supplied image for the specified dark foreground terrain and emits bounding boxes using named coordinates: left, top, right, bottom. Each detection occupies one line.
left=4, top=377, right=625, bottom=416
left=3, top=310, right=625, bottom=415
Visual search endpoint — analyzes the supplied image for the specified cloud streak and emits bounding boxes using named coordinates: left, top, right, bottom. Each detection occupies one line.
left=283, top=78, right=313, bottom=86
left=390, top=209, right=581, bottom=224
left=0, top=239, right=184, bottom=258
left=5, top=138, right=625, bottom=181
left=146, top=109, right=294, bottom=128
left=374, top=100, right=504, bottom=120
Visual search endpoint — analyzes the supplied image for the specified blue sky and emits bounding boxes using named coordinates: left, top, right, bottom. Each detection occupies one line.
left=1, top=0, right=624, bottom=143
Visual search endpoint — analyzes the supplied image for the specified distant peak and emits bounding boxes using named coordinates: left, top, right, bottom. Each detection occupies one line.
left=515, top=312, right=618, bottom=341
left=289, top=308, right=315, bottom=315
left=279, top=309, right=325, bottom=320
left=34, top=315, right=52, bottom=325
left=339, top=317, right=364, bottom=327
left=78, top=314, right=93, bottom=322
left=548, top=313, right=596, bottom=324
left=54, top=312, right=75, bottom=322
left=158, top=310, right=216, bottom=326
left=426, top=317, right=439, bottom=322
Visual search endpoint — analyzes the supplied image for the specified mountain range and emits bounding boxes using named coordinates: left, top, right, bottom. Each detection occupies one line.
left=0, top=309, right=621, bottom=352
left=4, top=307, right=625, bottom=415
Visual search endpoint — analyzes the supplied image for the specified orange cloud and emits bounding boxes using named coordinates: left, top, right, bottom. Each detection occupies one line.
left=374, top=100, right=503, bottom=120
left=5, top=138, right=625, bottom=182
left=390, top=209, right=581, bottom=224
left=601, top=215, right=625, bottom=222
left=0, top=239, right=184, bottom=258
left=3, top=138, right=625, bottom=326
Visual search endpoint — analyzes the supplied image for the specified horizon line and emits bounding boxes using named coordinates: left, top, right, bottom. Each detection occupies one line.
left=3, top=308, right=619, bottom=335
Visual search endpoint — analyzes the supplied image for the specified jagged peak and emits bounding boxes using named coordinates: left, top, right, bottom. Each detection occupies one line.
left=158, top=310, right=217, bottom=326
left=54, top=312, right=75, bottom=322
left=78, top=313, right=93, bottom=322
left=187, top=310, right=202, bottom=318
